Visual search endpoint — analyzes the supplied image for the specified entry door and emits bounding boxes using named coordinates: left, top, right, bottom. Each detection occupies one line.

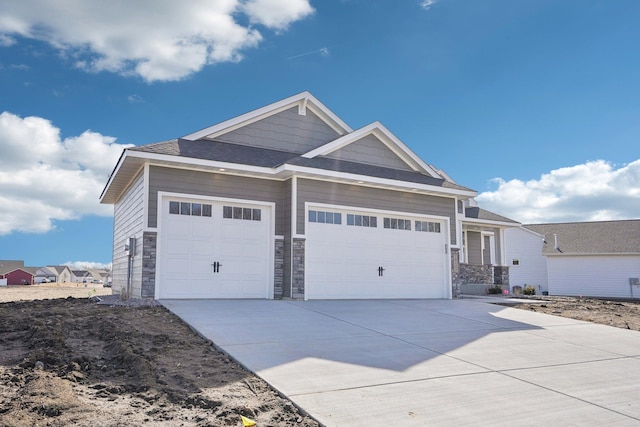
left=159, top=198, right=271, bottom=299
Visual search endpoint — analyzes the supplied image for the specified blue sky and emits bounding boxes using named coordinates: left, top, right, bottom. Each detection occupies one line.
left=1, top=0, right=639, bottom=268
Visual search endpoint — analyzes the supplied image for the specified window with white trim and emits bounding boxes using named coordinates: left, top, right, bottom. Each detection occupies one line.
left=223, top=206, right=261, bottom=221
left=346, top=214, right=377, bottom=228
left=383, top=217, right=411, bottom=230
left=415, top=220, right=441, bottom=233
left=308, top=210, right=342, bottom=225
left=169, top=201, right=212, bottom=217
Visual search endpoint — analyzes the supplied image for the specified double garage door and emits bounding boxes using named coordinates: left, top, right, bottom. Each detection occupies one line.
left=157, top=197, right=449, bottom=299
left=158, top=197, right=271, bottom=299
left=306, top=206, right=449, bottom=299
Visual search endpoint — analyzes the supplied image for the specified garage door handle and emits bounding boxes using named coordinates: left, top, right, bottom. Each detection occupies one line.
left=212, top=261, right=222, bottom=273
left=378, top=266, right=385, bottom=277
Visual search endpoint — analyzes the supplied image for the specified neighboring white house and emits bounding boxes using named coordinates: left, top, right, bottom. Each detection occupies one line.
left=507, top=220, right=640, bottom=299
left=504, top=226, right=548, bottom=294
left=46, top=265, right=73, bottom=283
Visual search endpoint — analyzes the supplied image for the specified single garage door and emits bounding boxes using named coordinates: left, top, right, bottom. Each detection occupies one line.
left=158, top=197, right=271, bottom=299
left=306, top=206, right=449, bottom=299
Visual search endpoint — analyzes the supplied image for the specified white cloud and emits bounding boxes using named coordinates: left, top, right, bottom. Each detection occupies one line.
left=419, top=0, right=438, bottom=10
left=243, top=0, right=314, bottom=30
left=476, top=160, right=640, bottom=224
left=64, top=261, right=112, bottom=270
left=0, top=111, right=132, bottom=235
left=127, top=94, right=144, bottom=104
left=0, top=0, right=314, bottom=82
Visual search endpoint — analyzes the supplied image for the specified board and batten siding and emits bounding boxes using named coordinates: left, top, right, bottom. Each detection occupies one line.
left=547, top=255, right=640, bottom=298
left=147, top=166, right=287, bottom=235
left=112, top=170, right=145, bottom=297
left=216, top=107, right=340, bottom=154
left=326, top=134, right=413, bottom=172
left=296, top=178, right=457, bottom=244
left=505, top=227, right=548, bottom=292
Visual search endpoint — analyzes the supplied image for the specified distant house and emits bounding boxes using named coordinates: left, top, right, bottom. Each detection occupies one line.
left=71, top=270, right=92, bottom=283
left=0, top=261, right=36, bottom=285
left=35, top=267, right=57, bottom=283
left=46, top=265, right=74, bottom=283
left=506, top=220, right=640, bottom=298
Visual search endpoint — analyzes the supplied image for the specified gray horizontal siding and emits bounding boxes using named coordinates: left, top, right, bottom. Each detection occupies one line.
left=147, top=166, right=287, bottom=235
left=216, top=107, right=340, bottom=154
left=112, top=171, right=145, bottom=296
left=297, top=178, right=457, bottom=244
left=326, top=134, right=413, bottom=171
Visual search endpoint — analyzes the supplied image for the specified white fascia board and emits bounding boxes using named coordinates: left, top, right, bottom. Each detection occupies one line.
left=128, top=150, right=279, bottom=176
left=301, top=121, right=441, bottom=178
left=182, top=92, right=352, bottom=141
left=461, top=218, right=521, bottom=228
left=517, top=225, right=545, bottom=238
left=99, top=148, right=128, bottom=202
left=280, top=164, right=477, bottom=198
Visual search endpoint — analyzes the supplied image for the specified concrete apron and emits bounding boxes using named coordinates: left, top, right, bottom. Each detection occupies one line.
left=161, top=298, right=640, bottom=426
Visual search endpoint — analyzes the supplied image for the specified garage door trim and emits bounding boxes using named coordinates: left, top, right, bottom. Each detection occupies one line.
left=304, top=202, right=452, bottom=300
left=156, top=191, right=276, bottom=299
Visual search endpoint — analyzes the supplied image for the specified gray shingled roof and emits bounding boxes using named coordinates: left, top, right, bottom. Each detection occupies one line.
left=525, top=220, right=640, bottom=255
left=130, top=139, right=475, bottom=192
left=0, top=260, right=25, bottom=275
left=465, top=207, right=519, bottom=224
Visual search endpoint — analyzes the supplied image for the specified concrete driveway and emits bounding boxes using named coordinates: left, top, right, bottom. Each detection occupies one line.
left=161, top=298, right=640, bottom=426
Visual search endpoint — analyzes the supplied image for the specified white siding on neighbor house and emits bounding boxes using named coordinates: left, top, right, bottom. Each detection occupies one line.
left=112, top=171, right=145, bottom=296
left=547, top=255, right=640, bottom=298
left=505, top=227, right=548, bottom=293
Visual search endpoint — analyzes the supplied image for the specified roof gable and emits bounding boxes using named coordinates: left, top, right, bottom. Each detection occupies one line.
left=525, top=220, right=640, bottom=255
left=323, top=133, right=414, bottom=172
left=301, top=122, right=441, bottom=177
left=183, top=92, right=352, bottom=143
left=0, top=260, right=25, bottom=275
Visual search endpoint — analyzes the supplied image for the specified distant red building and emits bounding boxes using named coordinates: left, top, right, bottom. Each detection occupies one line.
left=0, top=268, right=35, bottom=285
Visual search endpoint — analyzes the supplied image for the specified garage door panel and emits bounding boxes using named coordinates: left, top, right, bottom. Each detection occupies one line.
left=306, top=207, right=448, bottom=299
left=159, top=198, right=271, bottom=299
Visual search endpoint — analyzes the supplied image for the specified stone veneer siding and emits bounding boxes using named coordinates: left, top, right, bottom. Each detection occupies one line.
left=141, top=231, right=157, bottom=298
left=493, top=266, right=509, bottom=286
left=292, top=238, right=305, bottom=299
left=459, top=264, right=493, bottom=285
left=450, top=248, right=461, bottom=297
left=274, top=239, right=284, bottom=299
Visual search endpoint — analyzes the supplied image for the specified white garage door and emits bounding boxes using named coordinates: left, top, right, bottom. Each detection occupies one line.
left=158, top=197, right=271, bottom=299
left=306, top=206, right=449, bottom=299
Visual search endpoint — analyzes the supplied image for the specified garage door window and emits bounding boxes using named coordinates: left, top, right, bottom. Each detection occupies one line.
left=169, top=201, right=212, bottom=217
left=383, top=217, right=411, bottom=231
left=309, top=210, right=342, bottom=225
left=415, top=221, right=441, bottom=233
left=223, top=206, right=261, bottom=221
left=346, top=214, right=377, bottom=228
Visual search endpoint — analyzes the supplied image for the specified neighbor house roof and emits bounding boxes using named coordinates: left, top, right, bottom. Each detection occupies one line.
left=525, top=220, right=640, bottom=255
left=0, top=260, right=25, bottom=275
left=465, top=207, right=519, bottom=224
left=47, top=265, right=73, bottom=275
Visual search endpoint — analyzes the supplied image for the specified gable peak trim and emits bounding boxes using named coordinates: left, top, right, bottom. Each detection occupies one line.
left=301, top=121, right=441, bottom=178
left=182, top=92, right=352, bottom=141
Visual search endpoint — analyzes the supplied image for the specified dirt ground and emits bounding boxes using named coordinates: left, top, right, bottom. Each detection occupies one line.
left=503, top=295, right=640, bottom=331
left=1, top=287, right=639, bottom=427
left=0, top=285, right=318, bottom=427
